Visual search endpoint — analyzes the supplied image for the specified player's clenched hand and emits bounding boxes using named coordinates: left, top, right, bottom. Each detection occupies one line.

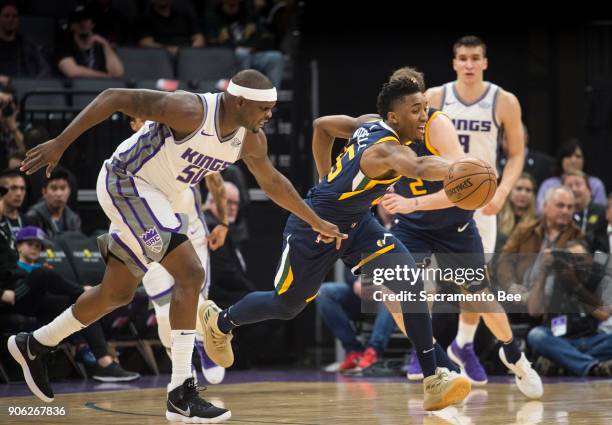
left=20, top=138, right=67, bottom=177
left=381, top=193, right=416, bottom=214
left=207, top=224, right=228, bottom=251
left=312, top=219, right=347, bottom=250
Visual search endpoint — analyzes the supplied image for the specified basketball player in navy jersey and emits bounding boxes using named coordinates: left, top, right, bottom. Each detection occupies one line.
left=201, top=77, right=473, bottom=412
left=312, top=67, right=542, bottom=400
left=424, top=35, right=526, bottom=385
left=10, top=69, right=346, bottom=423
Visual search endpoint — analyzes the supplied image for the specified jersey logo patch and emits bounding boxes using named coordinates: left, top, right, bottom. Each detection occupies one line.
left=230, top=137, right=242, bottom=147
left=142, top=227, right=163, bottom=253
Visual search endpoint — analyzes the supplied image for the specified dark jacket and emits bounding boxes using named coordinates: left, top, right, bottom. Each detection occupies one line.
left=25, top=200, right=81, bottom=238
left=573, top=202, right=609, bottom=253
left=0, top=219, right=26, bottom=298
left=204, top=210, right=256, bottom=308
left=0, top=34, right=50, bottom=78
left=496, top=218, right=585, bottom=290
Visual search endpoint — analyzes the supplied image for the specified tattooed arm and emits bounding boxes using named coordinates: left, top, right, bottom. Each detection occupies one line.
left=21, top=89, right=203, bottom=176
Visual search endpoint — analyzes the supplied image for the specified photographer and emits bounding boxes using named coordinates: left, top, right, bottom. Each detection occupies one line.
left=525, top=240, right=612, bottom=376
left=0, top=87, right=24, bottom=169
left=496, top=187, right=584, bottom=299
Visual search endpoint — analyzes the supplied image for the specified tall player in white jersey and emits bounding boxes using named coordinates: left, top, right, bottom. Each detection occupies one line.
left=10, top=69, right=347, bottom=424
left=426, top=35, right=525, bottom=252
left=425, top=36, right=525, bottom=380
left=128, top=116, right=228, bottom=385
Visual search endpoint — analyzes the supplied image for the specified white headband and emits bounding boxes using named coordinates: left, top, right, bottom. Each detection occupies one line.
left=226, top=80, right=277, bottom=102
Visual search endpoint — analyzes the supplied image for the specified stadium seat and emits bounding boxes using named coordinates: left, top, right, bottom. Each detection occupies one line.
left=116, top=47, right=175, bottom=80
left=37, top=240, right=80, bottom=284
left=18, top=15, right=56, bottom=53
left=11, top=78, right=67, bottom=111
left=69, top=78, right=126, bottom=109
left=134, top=79, right=188, bottom=92
left=52, top=231, right=106, bottom=286
left=176, top=47, right=238, bottom=83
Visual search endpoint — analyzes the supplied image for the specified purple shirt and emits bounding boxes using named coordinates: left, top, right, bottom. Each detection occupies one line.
left=536, top=176, right=607, bottom=213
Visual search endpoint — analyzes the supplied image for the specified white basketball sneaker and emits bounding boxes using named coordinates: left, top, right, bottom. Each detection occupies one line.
left=499, top=348, right=543, bottom=399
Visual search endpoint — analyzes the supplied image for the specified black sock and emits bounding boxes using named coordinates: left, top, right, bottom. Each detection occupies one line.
left=402, top=313, right=436, bottom=377
left=434, top=342, right=459, bottom=373
left=502, top=338, right=521, bottom=364
left=217, top=308, right=238, bottom=334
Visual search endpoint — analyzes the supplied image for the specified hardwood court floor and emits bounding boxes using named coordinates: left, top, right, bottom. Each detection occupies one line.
left=1, top=376, right=612, bottom=425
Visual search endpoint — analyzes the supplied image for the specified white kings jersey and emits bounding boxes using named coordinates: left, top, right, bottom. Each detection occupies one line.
left=109, top=92, right=246, bottom=196
left=440, top=82, right=502, bottom=175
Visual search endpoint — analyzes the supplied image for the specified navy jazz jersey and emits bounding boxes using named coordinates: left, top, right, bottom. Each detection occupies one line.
left=307, top=120, right=402, bottom=227
left=394, top=108, right=473, bottom=230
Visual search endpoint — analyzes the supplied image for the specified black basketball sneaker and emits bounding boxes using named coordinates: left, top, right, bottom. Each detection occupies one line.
left=166, top=377, right=231, bottom=423
left=7, top=332, right=54, bottom=402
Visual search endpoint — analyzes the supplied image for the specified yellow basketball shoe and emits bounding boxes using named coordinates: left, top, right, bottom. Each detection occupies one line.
left=198, top=300, right=234, bottom=368
left=423, top=367, right=472, bottom=411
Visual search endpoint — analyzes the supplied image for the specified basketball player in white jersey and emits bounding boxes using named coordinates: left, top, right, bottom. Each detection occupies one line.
left=425, top=36, right=525, bottom=384
left=10, top=69, right=347, bottom=423
left=426, top=35, right=525, bottom=251
left=130, top=115, right=228, bottom=385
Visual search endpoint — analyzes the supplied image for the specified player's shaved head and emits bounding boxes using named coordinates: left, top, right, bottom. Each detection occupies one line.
left=389, top=66, right=425, bottom=92
left=231, top=69, right=274, bottom=90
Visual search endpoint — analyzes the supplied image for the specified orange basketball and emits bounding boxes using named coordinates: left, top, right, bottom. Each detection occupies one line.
left=444, top=158, right=497, bottom=210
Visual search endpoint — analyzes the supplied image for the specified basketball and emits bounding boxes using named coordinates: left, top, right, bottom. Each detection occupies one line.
left=444, top=158, right=497, bottom=210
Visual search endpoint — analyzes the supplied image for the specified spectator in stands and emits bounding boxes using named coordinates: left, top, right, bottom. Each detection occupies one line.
left=138, top=0, right=205, bottom=57
left=498, top=124, right=554, bottom=187
left=496, top=173, right=538, bottom=251
left=607, top=193, right=612, bottom=253
left=526, top=239, right=612, bottom=377
left=0, top=87, right=25, bottom=169
left=89, top=0, right=130, bottom=46
left=206, top=0, right=284, bottom=87
left=536, top=139, right=607, bottom=213
left=317, top=270, right=395, bottom=373
left=19, top=125, right=53, bottom=211
left=0, top=168, right=26, bottom=234
left=496, top=187, right=584, bottom=300
left=6, top=150, right=23, bottom=169
left=221, top=165, right=250, bottom=245
left=316, top=205, right=396, bottom=373
left=563, top=170, right=609, bottom=253
left=0, top=223, right=140, bottom=382
left=0, top=0, right=50, bottom=80
left=252, top=0, right=292, bottom=52
left=56, top=4, right=124, bottom=79
left=204, top=181, right=261, bottom=368
left=206, top=181, right=255, bottom=306
left=25, top=167, right=81, bottom=237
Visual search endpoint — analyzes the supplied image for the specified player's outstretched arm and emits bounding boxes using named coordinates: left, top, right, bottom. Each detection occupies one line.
left=482, top=90, right=524, bottom=215
left=21, top=89, right=202, bottom=177
left=205, top=173, right=228, bottom=251
left=312, top=114, right=378, bottom=181
left=242, top=131, right=348, bottom=249
left=363, top=142, right=451, bottom=182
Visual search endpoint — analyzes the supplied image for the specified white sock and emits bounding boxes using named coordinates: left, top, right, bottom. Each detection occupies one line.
left=168, top=330, right=196, bottom=392
left=33, top=307, right=86, bottom=347
left=456, top=320, right=478, bottom=348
